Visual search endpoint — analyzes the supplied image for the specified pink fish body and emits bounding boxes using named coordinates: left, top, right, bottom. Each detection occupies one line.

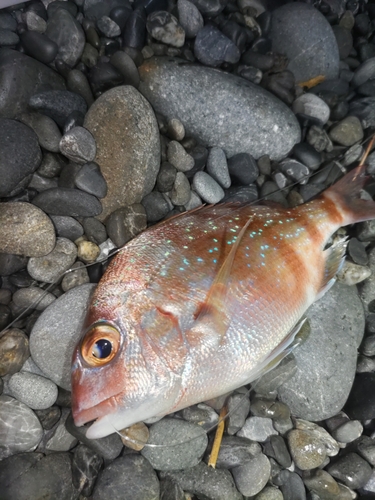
left=72, top=165, right=375, bottom=439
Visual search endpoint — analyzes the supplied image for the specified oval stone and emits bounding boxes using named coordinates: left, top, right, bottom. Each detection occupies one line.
left=0, top=202, right=56, bottom=257
left=84, top=85, right=160, bottom=221
left=138, top=57, right=300, bottom=161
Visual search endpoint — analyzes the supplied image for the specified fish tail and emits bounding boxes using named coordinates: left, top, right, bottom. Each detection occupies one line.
left=323, top=164, right=375, bottom=225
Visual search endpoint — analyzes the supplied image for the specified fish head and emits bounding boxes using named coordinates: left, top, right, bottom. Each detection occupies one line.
left=71, top=316, right=183, bottom=439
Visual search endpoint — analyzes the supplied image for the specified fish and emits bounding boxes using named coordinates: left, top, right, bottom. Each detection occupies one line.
left=71, top=163, right=375, bottom=439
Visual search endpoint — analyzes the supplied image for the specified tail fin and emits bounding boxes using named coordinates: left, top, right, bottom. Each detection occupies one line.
left=323, top=164, right=375, bottom=225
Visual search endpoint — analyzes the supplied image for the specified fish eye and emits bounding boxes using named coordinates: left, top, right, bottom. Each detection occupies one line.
left=80, top=323, right=121, bottom=367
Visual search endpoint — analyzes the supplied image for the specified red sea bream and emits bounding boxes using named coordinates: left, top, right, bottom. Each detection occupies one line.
left=72, top=164, right=375, bottom=439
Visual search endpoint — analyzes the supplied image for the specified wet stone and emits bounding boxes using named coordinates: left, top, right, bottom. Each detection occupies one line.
left=357, top=436, right=375, bottom=466
left=331, top=419, right=363, bottom=443
left=255, top=354, right=297, bottom=394
left=33, top=187, right=102, bottom=217
left=327, top=452, right=373, bottom=489
left=105, top=204, right=147, bottom=248
left=27, top=237, right=77, bottom=283
left=60, top=126, right=96, bottom=165
left=0, top=395, right=43, bottom=459
left=193, top=171, right=224, bottom=204
left=206, top=147, right=231, bottom=189
left=292, top=94, right=330, bottom=125
left=280, top=158, right=310, bottom=184
left=34, top=406, right=61, bottom=431
left=8, top=372, right=58, bottom=413
left=141, top=418, right=207, bottom=470
left=295, top=419, right=339, bottom=458
left=287, top=429, right=327, bottom=470
left=92, top=454, right=159, bottom=500
left=303, top=469, right=341, bottom=500
left=72, top=444, right=103, bottom=498
left=237, top=416, right=278, bottom=442
left=255, top=486, right=284, bottom=500
left=147, top=11, right=185, bottom=48
left=29, top=90, right=88, bottom=128
left=167, top=140, right=194, bottom=172
left=50, top=215, right=84, bottom=241
left=30, top=283, right=96, bottom=390
left=77, top=240, right=100, bottom=263
left=181, top=403, right=219, bottom=431
left=226, top=393, right=250, bottom=435
left=216, top=436, right=261, bottom=469
left=280, top=471, right=306, bottom=500
left=119, top=422, right=150, bottom=451
left=232, top=453, right=271, bottom=497
left=161, top=462, right=242, bottom=500
left=329, top=116, right=364, bottom=146
left=264, top=435, right=292, bottom=468
left=194, top=24, right=240, bottom=67
left=0, top=328, right=29, bottom=377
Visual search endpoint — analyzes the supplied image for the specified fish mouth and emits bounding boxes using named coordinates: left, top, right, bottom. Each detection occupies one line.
left=72, top=393, right=121, bottom=428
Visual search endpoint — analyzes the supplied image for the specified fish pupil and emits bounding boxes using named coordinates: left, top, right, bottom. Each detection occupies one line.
left=92, top=339, right=112, bottom=359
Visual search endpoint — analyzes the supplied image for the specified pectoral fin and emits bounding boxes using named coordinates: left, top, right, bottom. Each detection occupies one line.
left=317, top=237, right=348, bottom=300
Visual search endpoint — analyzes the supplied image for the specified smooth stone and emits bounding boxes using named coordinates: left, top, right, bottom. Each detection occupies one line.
left=327, top=452, right=373, bottom=489
left=34, top=406, right=61, bottom=431
left=8, top=372, right=58, bottom=410
left=67, top=69, right=94, bottom=107
left=119, top=421, right=150, bottom=451
left=27, top=237, right=77, bottom=283
left=227, top=152, right=259, bottom=185
left=61, top=262, right=90, bottom=291
left=60, top=126, right=96, bottom=164
left=303, top=469, right=341, bottom=500
left=177, top=0, right=203, bottom=38
left=123, top=8, right=147, bottom=49
left=206, top=146, right=231, bottom=189
left=110, top=50, right=140, bottom=88
left=141, top=191, right=170, bottom=222
left=167, top=140, right=194, bottom=172
left=0, top=118, right=42, bottom=197
left=332, top=419, right=363, bottom=443
left=12, top=286, right=56, bottom=311
left=47, top=0, right=78, bottom=18
left=269, top=3, right=339, bottom=83
left=278, top=283, right=364, bottom=421
left=37, top=152, right=64, bottom=178
left=87, top=61, right=124, bottom=95
left=0, top=48, right=65, bottom=119
left=255, top=354, right=297, bottom=394
left=349, top=97, right=375, bottom=129
left=45, top=8, right=85, bottom=67
left=77, top=240, right=100, bottom=263
left=264, top=435, right=292, bottom=468
left=295, top=419, right=339, bottom=458
left=97, top=16, right=121, bottom=37
left=292, top=143, right=322, bottom=171
left=345, top=372, right=375, bottom=420
left=0, top=253, right=27, bottom=277
left=192, top=171, right=224, bottom=204
left=159, top=477, right=185, bottom=500
left=0, top=328, right=29, bottom=377
left=29, top=172, right=58, bottom=192
left=357, top=436, right=375, bottom=466
left=161, top=462, right=242, bottom=500
left=33, top=187, right=102, bottom=217
left=141, top=418, right=207, bottom=471
left=280, top=472, right=307, bottom=500
left=226, top=393, right=250, bottom=435
left=182, top=403, right=219, bottom=431
left=170, top=171, right=191, bottom=206
left=50, top=215, right=84, bottom=241
left=352, top=57, right=375, bottom=87
left=0, top=12, right=17, bottom=31
left=92, top=455, right=159, bottom=500
left=72, top=444, right=103, bottom=497
left=216, top=435, right=261, bottom=469
left=42, top=408, right=77, bottom=452
left=29, top=90, right=88, bottom=128
left=29, top=283, right=96, bottom=390
left=0, top=202, right=56, bottom=257
left=329, top=116, right=364, bottom=146
left=255, top=486, right=284, bottom=500
left=24, top=11, right=47, bottom=33
left=82, top=217, right=107, bottom=245
left=287, top=429, right=326, bottom=470
left=19, top=30, right=58, bottom=65
left=232, top=453, right=271, bottom=497
left=0, top=395, right=43, bottom=459
left=292, top=94, right=330, bottom=125
left=332, top=25, right=353, bottom=60
left=138, top=57, right=301, bottom=161
left=194, top=24, right=240, bottom=67
left=105, top=203, right=147, bottom=248
left=84, top=85, right=160, bottom=221
left=237, top=416, right=278, bottom=442
left=223, top=184, right=259, bottom=203
left=147, top=11, right=185, bottom=48
left=18, top=112, right=62, bottom=153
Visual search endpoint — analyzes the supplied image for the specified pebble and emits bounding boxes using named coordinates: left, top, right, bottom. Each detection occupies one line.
left=287, top=429, right=327, bottom=470
left=280, top=471, right=307, bottom=500
left=42, top=409, right=77, bottom=452
left=255, top=486, right=284, bottom=500
left=206, top=146, right=231, bottom=189
left=77, top=240, right=100, bottom=263
left=34, top=406, right=61, bottom=431
left=110, top=51, right=140, bottom=88
left=61, top=262, right=90, bottom=292
left=357, top=436, right=375, bottom=466
left=232, top=453, right=271, bottom=497
left=303, top=469, right=342, bottom=499
left=194, top=24, right=240, bottom=67
left=0, top=118, right=42, bottom=197
left=0, top=202, right=56, bottom=257
left=29, top=283, right=96, bottom=390
left=331, top=420, right=363, bottom=443
left=29, top=90, right=88, bottom=128
left=59, top=126, right=96, bottom=164
left=264, top=435, right=292, bottom=468
left=72, top=444, right=103, bottom=497
left=336, top=261, right=371, bottom=286
left=45, top=8, right=85, bottom=67
left=138, top=56, right=300, bottom=161
left=255, top=354, right=297, bottom=394
left=84, top=85, right=160, bottom=221
left=0, top=329, right=29, bottom=377
left=161, top=462, right=242, bottom=500
left=105, top=204, right=147, bottom=248
left=18, top=112, right=62, bottom=153
left=327, top=452, right=373, bottom=489
left=92, top=455, right=160, bottom=500
left=278, top=283, right=364, bottom=421
left=226, top=393, right=250, bottom=435
left=141, top=418, right=207, bottom=470
left=292, top=94, right=331, bottom=125
left=279, top=158, right=310, bottom=184
left=345, top=373, right=375, bottom=420
left=177, top=0, right=203, bottom=39
left=237, top=416, right=278, bottom=442
left=228, top=152, right=259, bottom=185
left=24, top=11, right=47, bottom=33
left=167, top=140, right=194, bottom=172
left=181, top=403, right=219, bottom=431
left=147, top=11, right=185, bottom=48
left=50, top=215, right=84, bottom=241
left=352, top=57, right=375, bottom=87
left=97, top=16, right=121, bottom=38
left=119, top=422, right=150, bottom=451
left=193, top=171, right=225, bottom=203
left=329, top=116, right=364, bottom=146
left=32, top=187, right=102, bottom=217
left=215, top=435, right=261, bottom=469
left=27, top=237, right=77, bottom=283
left=170, top=171, right=191, bottom=206
left=0, top=28, right=19, bottom=46
left=8, top=372, right=58, bottom=411
left=74, top=161, right=107, bottom=198
left=0, top=395, right=43, bottom=459
left=167, top=118, right=185, bottom=141
left=12, top=287, right=56, bottom=311
left=141, top=191, right=170, bottom=222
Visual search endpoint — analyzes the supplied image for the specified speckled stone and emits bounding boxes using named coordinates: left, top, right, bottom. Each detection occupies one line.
left=232, top=453, right=271, bottom=497
left=8, top=372, right=58, bottom=410
left=27, top=237, right=77, bottom=283
left=59, top=126, right=96, bottom=164
left=0, top=328, right=29, bottom=377
left=287, top=429, right=327, bottom=470
left=138, top=57, right=300, bottom=161
left=84, top=85, right=160, bottom=221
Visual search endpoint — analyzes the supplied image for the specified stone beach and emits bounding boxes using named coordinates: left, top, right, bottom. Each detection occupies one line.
left=1, top=0, right=375, bottom=499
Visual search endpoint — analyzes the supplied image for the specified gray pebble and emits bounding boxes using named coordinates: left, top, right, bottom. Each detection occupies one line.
left=357, top=436, right=375, bottom=466
left=177, top=0, right=203, bottom=38
left=280, top=471, right=307, bottom=500
left=147, top=11, right=185, bottom=48
left=280, top=158, right=310, bottom=184
left=362, top=334, right=375, bottom=357
left=0, top=328, right=30, bottom=377
left=156, top=162, right=177, bottom=192
left=167, top=118, right=185, bottom=141
left=0, top=395, right=43, bottom=459
left=352, top=57, right=375, bottom=87
left=216, top=436, right=261, bottom=469
left=18, top=112, right=62, bottom=153
left=61, top=262, right=90, bottom=292
left=332, top=420, right=363, bottom=443
left=194, top=24, right=240, bottom=67
left=27, top=237, right=77, bottom=283
left=184, top=190, right=203, bottom=210
left=12, top=287, right=56, bottom=311
left=292, top=94, right=330, bottom=124
left=110, top=51, right=140, bottom=88
left=329, top=116, right=364, bottom=147
left=170, top=171, right=191, bottom=206
left=255, top=486, right=284, bottom=500
left=50, top=215, right=84, bottom=241
left=60, top=126, right=96, bottom=164
left=74, top=161, right=107, bottom=198
left=206, top=147, right=231, bottom=189
left=24, top=10, right=47, bottom=33
left=167, top=140, right=194, bottom=172
left=232, top=454, right=271, bottom=497
left=71, top=444, right=103, bottom=497
left=29, top=90, right=87, bottom=128
left=226, top=393, right=250, bottom=435
left=306, top=125, right=333, bottom=152
left=105, top=204, right=147, bottom=248
left=237, top=416, right=278, bottom=442
left=348, top=237, right=368, bottom=265
left=28, top=172, right=59, bottom=192
left=8, top=372, right=58, bottom=410
left=141, top=418, right=207, bottom=471
left=327, top=452, right=373, bottom=489
left=287, top=429, right=326, bottom=470
left=181, top=403, right=219, bottom=431
left=33, top=187, right=102, bottom=217
left=97, top=16, right=121, bottom=38
left=193, top=171, right=224, bottom=203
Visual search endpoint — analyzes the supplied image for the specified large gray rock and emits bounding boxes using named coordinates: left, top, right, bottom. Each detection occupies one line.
left=277, top=283, right=365, bottom=421
left=269, top=3, right=340, bottom=84
left=29, top=283, right=96, bottom=390
left=0, top=48, right=65, bottom=119
left=138, top=57, right=300, bottom=161
left=84, top=86, right=160, bottom=221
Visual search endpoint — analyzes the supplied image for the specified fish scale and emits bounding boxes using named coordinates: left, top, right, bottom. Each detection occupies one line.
left=72, top=164, right=375, bottom=439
